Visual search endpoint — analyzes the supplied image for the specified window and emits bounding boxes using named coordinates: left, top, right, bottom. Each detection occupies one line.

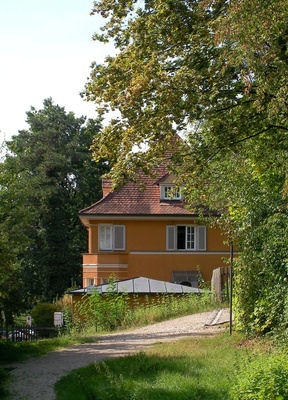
left=99, top=224, right=125, bottom=250
left=86, top=278, right=95, bottom=287
left=173, top=271, right=199, bottom=288
left=160, top=185, right=182, bottom=200
left=166, top=225, right=206, bottom=251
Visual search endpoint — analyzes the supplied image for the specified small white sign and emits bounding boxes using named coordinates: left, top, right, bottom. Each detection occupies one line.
left=54, top=312, right=63, bottom=327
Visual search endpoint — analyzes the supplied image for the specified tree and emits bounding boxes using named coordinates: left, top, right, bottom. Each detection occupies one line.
left=85, top=0, right=288, bottom=334
left=0, top=98, right=108, bottom=307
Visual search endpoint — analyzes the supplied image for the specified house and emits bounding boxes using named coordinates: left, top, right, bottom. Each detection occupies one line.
left=78, top=158, right=230, bottom=289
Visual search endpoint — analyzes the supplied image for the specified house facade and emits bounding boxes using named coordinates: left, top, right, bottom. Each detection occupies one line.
left=79, top=164, right=230, bottom=288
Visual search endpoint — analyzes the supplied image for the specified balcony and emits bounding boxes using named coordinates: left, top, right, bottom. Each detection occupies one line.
left=82, top=252, right=129, bottom=266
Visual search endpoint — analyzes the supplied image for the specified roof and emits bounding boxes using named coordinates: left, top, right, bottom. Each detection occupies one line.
left=79, top=136, right=219, bottom=219
left=70, top=276, right=205, bottom=295
left=79, top=164, right=200, bottom=218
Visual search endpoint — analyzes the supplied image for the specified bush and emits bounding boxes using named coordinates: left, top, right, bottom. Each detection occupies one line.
left=31, top=303, right=61, bottom=327
left=231, top=351, right=288, bottom=400
left=75, top=288, right=131, bottom=332
left=0, top=367, right=9, bottom=398
left=234, top=213, right=288, bottom=335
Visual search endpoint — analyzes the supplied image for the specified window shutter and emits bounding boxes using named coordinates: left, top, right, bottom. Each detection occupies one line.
left=166, top=226, right=176, bottom=250
left=99, top=225, right=113, bottom=250
left=114, top=225, right=125, bottom=250
left=197, top=226, right=206, bottom=250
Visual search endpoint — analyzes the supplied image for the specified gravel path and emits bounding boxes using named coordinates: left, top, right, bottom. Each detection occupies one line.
left=6, top=308, right=229, bottom=400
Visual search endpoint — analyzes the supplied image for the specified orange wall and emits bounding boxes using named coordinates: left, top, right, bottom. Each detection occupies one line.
left=127, top=253, right=228, bottom=282
left=87, top=219, right=226, bottom=252
left=82, top=218, right=230, bottom=286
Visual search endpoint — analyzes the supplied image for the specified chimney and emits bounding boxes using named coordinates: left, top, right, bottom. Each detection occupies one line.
left=102, top=178, right=113, bottom=197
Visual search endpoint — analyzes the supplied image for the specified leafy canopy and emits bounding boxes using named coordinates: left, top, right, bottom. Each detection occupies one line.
left=86, top=0, right=288, bottom=334
left=0, top=98, right=108, bottom=309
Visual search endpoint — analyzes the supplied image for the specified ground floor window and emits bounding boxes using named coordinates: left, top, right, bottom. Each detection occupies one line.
left=166, top=225, right=206, bottom=251
left=172, top=271, right=199, bottom=288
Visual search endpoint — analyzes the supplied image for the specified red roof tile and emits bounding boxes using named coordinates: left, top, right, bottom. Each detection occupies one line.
left=79, top=164, right=198, bottom=218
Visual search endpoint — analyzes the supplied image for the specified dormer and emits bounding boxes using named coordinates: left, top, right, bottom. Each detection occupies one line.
left=157, top=173, right=183, bottom=201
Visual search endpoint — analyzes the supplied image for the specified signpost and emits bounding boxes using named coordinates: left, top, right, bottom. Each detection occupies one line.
left=54, top=312, right=64, bottom=327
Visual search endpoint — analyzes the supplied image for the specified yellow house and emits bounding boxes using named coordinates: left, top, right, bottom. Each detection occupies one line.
left=79, top=162, right=230, bottom=289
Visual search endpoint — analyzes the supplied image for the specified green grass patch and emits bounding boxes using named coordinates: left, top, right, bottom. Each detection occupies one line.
left=0, top=335, right=97, bottom=365
left=231, top=348, right=288, bottom=400
left=75, top=290, right=224, bottom=334
left=0, top=367, right=10, bottom=399
left=0, top=294, right=222, bottom=366
left=55, top=333, right=246, bottom=400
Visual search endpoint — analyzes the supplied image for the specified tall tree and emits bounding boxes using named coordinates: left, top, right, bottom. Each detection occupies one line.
left=0, top=98, right=108, bottom=306
left=85, top=0, right=288, bottom=334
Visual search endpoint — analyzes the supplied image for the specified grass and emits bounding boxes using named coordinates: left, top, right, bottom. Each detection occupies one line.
left=1, top=293, right=221, bottom=366
left=0, top=335, right=98, bottom=399
left=55, top=332, right=253, bottom=400
left=74, top=291, right=224, bottom=334
left=0, top=335, right=97, bottom=365
left=0, top=294, right=221, bottom=399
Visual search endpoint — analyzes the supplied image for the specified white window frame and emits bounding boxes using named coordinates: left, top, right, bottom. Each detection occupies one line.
left=166, top=225, right=206, bottom=251
left=160, top=185, right=182, bottom=200
left=98, top=224, right=126, bottom=251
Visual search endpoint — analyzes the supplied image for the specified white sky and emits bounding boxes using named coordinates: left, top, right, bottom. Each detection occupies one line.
left=0, top=0, right=114, bottom=142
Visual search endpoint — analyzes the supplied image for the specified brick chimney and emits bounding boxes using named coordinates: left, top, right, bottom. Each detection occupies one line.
left=102, top=178, right=113, bottom=197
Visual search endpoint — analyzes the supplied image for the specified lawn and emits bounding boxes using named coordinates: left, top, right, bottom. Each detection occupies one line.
left=55, top=333, right=252, bottom=400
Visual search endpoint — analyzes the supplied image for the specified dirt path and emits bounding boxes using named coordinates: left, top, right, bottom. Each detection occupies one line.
left=6, top=308, right=230, bottom=400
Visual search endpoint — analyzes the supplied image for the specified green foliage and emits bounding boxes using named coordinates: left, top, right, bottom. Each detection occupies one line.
left=85, top=0, right=288, bottom=335
left=55, top=336, right=237, bottom=400
left=129, top=291, right=216, bottom=327
left=56, top=333, right=259, bottom=400
left=0, top=98, right=108, bottom=311
left=31, top=302, right=60, bottom=327
left=74, top=280, right=218, bottom=333
left=231, top=350, right=288, bottom=400
left=0, top=367, right=9, bottom=398
left=0, top=335, right=96, bottom=365
left=75, top=280, right=131, bottom=332
left=234, top=213, right=288, bottom=335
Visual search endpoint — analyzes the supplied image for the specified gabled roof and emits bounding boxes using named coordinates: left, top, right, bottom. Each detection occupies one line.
left=70, top=276, right=204, bottom=295
left=79, top=165, right=197, bottom=218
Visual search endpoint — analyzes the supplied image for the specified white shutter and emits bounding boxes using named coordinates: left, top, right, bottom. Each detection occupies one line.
left=114, top=225, right=125, bottom=250
left=99, top=225, right=113, bottom=250
left=197, top=226, right=206, bottom=250
left=166, top=225, right=176, bottom=250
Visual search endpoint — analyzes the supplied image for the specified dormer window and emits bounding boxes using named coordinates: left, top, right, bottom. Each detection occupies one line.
left=160, top=185, right=182, bottom=200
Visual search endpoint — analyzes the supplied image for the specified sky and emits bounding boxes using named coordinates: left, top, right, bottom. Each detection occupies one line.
left=0, top=0, right=114, bottom=142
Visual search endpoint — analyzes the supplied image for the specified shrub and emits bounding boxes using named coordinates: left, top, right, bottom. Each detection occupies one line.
left=75, top=286, right=131, bottom=332
left=31, top=303, right=61, bottom=327
left=234, top=214, right=288, bottom=335
left=231, top=351, right=288, bottom=400
left=0, top=367, right=9, bottom=398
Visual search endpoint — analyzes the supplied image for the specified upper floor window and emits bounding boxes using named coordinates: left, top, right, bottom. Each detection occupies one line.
left=160, top=185, right=182, bottom=200
left=166, top=225, right=206, bottom=251
left=99, top=224, right=125, bottom=251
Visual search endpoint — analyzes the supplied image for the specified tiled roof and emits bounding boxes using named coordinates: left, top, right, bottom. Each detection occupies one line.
left=79, top=165, right=197, bottom=217
left=70, top=277, right=204, bottom=295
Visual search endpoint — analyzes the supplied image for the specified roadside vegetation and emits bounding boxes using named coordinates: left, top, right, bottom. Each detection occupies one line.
left=1, top=291, right=287, bottom=400
left=0, top=292, right=220, bottom=398
left=0, top=290, right=220, bottom=365
left=72, top=282, right=220, bottom=334
left=55, top=333, right=288, bottom=400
